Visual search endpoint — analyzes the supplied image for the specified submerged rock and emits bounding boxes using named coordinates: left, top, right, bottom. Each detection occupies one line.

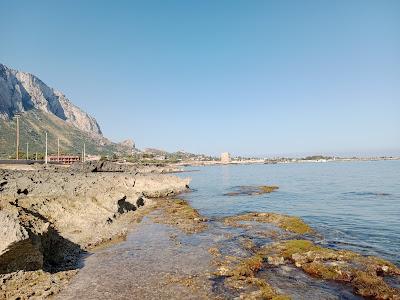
left=150, top=199, right=208, bottom=234
left=224, top=185, right=279, bottom=196
left=260, top=240, right=400, bottom=299
left=224, top=212, right=313, bottom=235
left=213, top=251, right=290, bottom=300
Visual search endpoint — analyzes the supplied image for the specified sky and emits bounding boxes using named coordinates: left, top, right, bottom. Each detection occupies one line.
left=1, top=0, right=399, bottom=157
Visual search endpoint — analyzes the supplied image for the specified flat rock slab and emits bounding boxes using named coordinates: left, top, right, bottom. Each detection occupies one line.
left=55, top=216, right=213, bottom=300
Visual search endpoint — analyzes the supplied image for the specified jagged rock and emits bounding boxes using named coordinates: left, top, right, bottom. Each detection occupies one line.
left=118, top=139, right=135, bottom=150
left=0, top=207, right=30, bottom=258
left=69, top=161, right=138, bottom=173
left=0, top=167, right=191, bottom=253
left=0, top=205, right=49, bottom=274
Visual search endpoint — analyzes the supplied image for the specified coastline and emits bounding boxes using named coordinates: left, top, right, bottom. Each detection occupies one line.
left=1, top=162, right=399, bottom=299
left=0, top=162, right=191, bottom=299
left=176, top=156, right=400, bottom=167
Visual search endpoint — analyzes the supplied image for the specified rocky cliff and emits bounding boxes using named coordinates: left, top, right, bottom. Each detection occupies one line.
left=0, top=63, right=137, bottom=156
left=0, top=63, right=102, bottom=136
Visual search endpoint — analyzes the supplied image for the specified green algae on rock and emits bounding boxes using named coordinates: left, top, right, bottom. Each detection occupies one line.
left=150, top=199, right=208, bottom=234
left=213, top=216, right=399, bottom=300
left=214, top=252, right=291, bottom=300
left=259, top=186, right=280, bottom=193
left=224, top=185, right=279, bottom=196
left=260, top=239, right=400, bottom=299
left=224, top=212, right=313, bottom=235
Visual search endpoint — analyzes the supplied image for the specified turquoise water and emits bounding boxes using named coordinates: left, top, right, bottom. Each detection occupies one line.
left=180, top=160, right=400, bottom=264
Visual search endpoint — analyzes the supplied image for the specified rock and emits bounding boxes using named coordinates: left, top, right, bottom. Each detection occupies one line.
left=223, top=185, right=279, bottom=196
left=224, top=212, right=313, bottom=235
left=0, top=63, right=101, bottom=136
left=217, top=266, right=231, bottom=276
left=0, top=205, right=49, bottom=274
left=0, top=167, right=191, bottom=275
left=117, top=196, right=136, bottom=214
left=267, top=256, right=284, bottom=266
left=262, top=240, right=400, bottom=299
left=0, top=63, right=140, bottom=156
left=381, top=265, right=389, bottom=273
left=0, top=207, right=30, bottom=256
left=70, top=161, right=138, bottom=173
left=118, top=139, right=135, bottom=150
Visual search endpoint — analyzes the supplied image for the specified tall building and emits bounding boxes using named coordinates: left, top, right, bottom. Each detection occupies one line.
left=220, top=152, right=231, bottom=163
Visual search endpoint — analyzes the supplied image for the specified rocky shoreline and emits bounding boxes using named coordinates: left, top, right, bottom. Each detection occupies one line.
left=0, top=162, right=190, bottom=299
left=1, top=164, right=399, bottom=299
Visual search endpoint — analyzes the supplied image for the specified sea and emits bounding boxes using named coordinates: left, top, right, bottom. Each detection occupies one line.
left=179, top=160, right=400, bottom=264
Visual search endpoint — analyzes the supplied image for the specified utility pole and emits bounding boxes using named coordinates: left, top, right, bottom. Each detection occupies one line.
left=15, top=114, right=20, bottom=160
left=57, top=138, right=60, bottom=162
left=82, top=143, right=86, bottom=163
left=26, top=142, right=29, bottom=160
left=35, top=152, right=38, bottom=161
left=45, top=132, right=48, bottom=164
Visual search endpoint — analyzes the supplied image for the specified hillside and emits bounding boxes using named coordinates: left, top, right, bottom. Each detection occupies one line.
left=0, top=110, right=129, bottom=158
left=0, top=63, right=135, bottom=158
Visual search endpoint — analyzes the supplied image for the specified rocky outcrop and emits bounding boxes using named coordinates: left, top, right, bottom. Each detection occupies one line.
left=143, top=148, right=168, bottom=155
left=0, top=63, right=137, bottom=156
left=68, top=161, right=183, bottom=174
left=0, top=63, right=101, bottom=136
left=118, top=139, right=136, bottom=150
left=69, top=161, right=139, bottom=173
left=0, top=204, right=82, bottom=275
left=0, top=206, right=37, bottom=273
left=0, top=167, right=191, bottom=275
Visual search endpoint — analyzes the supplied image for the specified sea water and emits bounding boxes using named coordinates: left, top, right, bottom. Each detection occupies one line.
left=179, top=160, right=400, bottom=264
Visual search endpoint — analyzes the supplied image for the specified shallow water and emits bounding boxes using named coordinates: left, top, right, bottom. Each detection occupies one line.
left=58, top=160, right=400, bottom=299
left=56, top=215, right=214, bottom=299
left=179, top=160, right=400, bottom=264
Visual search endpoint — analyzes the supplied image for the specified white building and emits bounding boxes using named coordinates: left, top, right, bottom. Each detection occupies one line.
left=220, top=152, right=231, bottom=163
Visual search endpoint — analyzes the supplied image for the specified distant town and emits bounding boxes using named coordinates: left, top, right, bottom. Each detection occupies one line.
left=1, top=141, right=399, bottom=167
left=175, top=152, right=400, bottom=166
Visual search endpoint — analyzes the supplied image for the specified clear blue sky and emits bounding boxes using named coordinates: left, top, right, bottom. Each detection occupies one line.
left=1, top=0, right=399, bottom=156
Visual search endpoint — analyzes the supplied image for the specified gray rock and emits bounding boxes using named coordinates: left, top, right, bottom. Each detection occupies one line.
left=0, top=63, right=101, bottom=136
left=0, top=167, right=190, bottom=274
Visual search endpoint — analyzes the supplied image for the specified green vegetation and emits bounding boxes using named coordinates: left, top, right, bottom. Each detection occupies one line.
left=215, top=251, right=291, bottom=299
left=302, top=155, right=333, bottom=160
left=259, top=185, right=279, bottom=193
left=224, top=212, right=313, bottom=235
left=224, top=185, right=280, bottom=197
left=274, top=239, right=316, bottom=258
left=150, top=199, right=208, bottom=234
left=0, top=110, right=128, bottom=159
left=262, top=239, right=400, bottom=299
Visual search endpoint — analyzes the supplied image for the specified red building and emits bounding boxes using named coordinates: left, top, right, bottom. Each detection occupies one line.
left=48, top=155, right=81, bottom=165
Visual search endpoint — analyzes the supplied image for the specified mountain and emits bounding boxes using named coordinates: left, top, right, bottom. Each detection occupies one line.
left=0, top=63, right=135, bottom=157
left=143, top=148, right=168, bottom=156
